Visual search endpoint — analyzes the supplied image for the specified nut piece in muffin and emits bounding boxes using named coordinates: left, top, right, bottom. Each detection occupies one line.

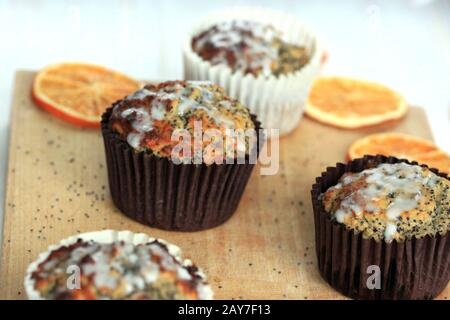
left=109, top=80, right=256, bottom=163
left=321, top=162, right=450, bottom=242
left=191, top=20, right=310, bottom=77
left=31, top=240, right=212, bottom=300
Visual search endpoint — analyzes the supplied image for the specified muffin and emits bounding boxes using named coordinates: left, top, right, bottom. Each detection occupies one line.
left=25, top=230, right=213, bottom=300
left=101, top=80, right=262, bottom=231
left=191, top=20, right=310, bottom=77
left=183, top=7, right=323, bottom=136
left=311, top=155, right=450, bottom=299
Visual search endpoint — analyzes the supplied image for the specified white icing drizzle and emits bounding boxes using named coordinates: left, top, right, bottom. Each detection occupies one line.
left=328, top=163, right=439, bottom=242
left=335, top=209, right=347, bottom=223
left=197, top=283, right=214, bottom=300
left=126, top=132, right=143, bottom=149
left=384, top=223, right=398, bottom=241
left=113, top=81, right=239, bottom=150
left=125, top=88, right=153, bottom=100
left=193, top=21, right=280, bottom=76
left=47, top=241, right=206, bottom=298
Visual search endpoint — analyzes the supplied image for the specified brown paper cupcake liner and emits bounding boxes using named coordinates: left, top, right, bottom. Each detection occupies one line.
left=101, top=107, right=264, bottom=232
left=311, top=155, right=450, bottom=299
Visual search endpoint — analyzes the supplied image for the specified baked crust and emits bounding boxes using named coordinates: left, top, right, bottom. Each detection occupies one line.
left=322, top=162, right=450, bottom=242
left=191, top=20, right=310, bottom=77
left=31, top=240, right=210, bottom=300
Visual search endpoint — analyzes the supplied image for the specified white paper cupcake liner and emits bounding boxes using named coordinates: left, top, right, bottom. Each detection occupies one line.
left=24, top=229, right=214, bottom=300
left=183, top=6, right=323, bottom=136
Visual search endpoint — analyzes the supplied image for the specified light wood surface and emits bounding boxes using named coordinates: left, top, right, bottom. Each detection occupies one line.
left=0, top=71, right=448, bottom=300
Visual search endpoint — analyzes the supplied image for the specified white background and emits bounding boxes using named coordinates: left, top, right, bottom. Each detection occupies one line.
left=0, top=0, right=449, bottom=243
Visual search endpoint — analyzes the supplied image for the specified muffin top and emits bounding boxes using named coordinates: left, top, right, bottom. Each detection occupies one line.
left=322, top=162, right=450, bottom=242
left=109, top=81, right=255, bottom=161
left=191, top=20, right=310, bottom=77
left=31, top=239, right=212, bottom=300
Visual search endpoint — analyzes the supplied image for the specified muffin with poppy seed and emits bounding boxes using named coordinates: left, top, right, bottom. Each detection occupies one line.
left=25, top=230, right=213, bottom=300
left=183, top=7, right=323, bottom=136
left=311, top=155, right=450, bottom=299
left=101, top=80, right=263, bottom=231
left=191, top=20, right=310, bottom=77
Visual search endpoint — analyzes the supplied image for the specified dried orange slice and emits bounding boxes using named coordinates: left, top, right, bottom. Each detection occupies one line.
left=305, top=77, right=408, bottom=129
left=32, top=62, right=141, bottom=127
left=348, top=133, right=450, bottom=173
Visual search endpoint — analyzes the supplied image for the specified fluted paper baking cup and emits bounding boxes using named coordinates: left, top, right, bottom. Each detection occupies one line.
left=311, top=155, right=450, bottom=299
left=24, top=229, right=214, bottom=300
left=183, top=6, right=323, bottom=136
left=102, top=107, right=263, bottom=232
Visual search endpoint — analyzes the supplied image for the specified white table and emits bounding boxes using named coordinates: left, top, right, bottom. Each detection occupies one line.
left=0, top=0, right=449, bottom=247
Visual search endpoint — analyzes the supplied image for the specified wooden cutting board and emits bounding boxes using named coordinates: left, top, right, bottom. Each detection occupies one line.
left=0, top=71, right=448, bottom=300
